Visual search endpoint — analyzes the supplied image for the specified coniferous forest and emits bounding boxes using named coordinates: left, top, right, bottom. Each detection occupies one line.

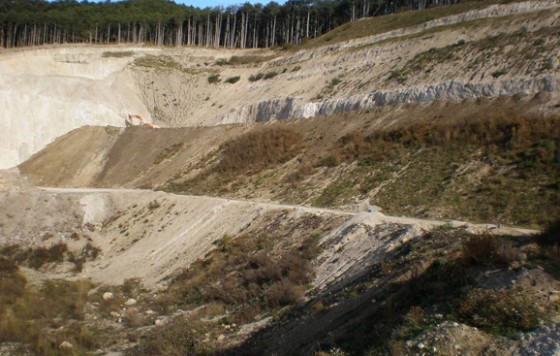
left=1, top=0, right=466, bottom=49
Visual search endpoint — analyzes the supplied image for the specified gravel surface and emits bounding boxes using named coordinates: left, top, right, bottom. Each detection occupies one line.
left=519, top=323, right=560, bottom=356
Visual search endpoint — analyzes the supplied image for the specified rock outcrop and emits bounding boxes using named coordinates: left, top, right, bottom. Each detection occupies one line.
left=220, top=75, right=560, bottom=124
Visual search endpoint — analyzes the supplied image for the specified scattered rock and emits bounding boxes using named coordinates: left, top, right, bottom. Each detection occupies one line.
left=102, top=292, right=114, bottom=301
left=125, top=298, right=137, bottom=306
left=59, top=341, right=73, bottom=350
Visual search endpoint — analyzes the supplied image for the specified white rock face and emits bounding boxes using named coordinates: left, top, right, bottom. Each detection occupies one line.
left=0, top=47, right=153, bottom=169
left=220, top=75, right=560, bottom=124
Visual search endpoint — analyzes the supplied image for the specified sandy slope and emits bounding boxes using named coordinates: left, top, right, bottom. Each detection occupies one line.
left=0, top=169, right=536, bottom=290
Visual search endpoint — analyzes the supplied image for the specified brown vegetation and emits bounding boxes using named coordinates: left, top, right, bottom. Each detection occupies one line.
left=154, top=143, right=184, bottom=165
left=321, top=115, right=560, bottom=167
left=0, top=262, right=97, bottom=354
left=462, top=235, right=518, bottom=265
left=0, top=243, right=68, bottom=269
left=217, top=127, right=303, bottom=173
left=458, top=287, right=546, bottom=335
left=169, top=231, right=317, bottom=323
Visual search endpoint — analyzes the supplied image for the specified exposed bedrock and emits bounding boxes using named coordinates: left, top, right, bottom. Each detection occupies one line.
left=220, top=75, right=560, bottom=124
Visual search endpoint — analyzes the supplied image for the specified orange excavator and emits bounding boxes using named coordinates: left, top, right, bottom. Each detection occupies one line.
left=126, top=114, right=154, bottom=128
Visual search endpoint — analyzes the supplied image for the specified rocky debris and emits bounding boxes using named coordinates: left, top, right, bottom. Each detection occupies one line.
left=103, top=292, right=114, bottom=301
left=124, top=298, right=137, bottom=306
left=519, top=323, right=560, bottom=356
left=476, top=267, right=560, bottom=294
left=236, top=317, right=272, bottom=339
left=405, top=321, right=500, bottom=355
left=405, top=321, right=560, bottom=355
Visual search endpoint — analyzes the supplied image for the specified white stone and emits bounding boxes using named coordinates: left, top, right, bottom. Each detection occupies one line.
left=124, top=298, right=137, bottom=306
left=59, top=341, right=73, bottom=350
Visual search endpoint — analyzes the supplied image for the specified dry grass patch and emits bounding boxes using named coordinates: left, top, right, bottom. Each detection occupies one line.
left=1, top=243, right=68, bottom=270
left=217, top=127, right=303, bottom=173
left=154, top=143, right=184, bottom=165
left=457, top=287, right=547, bottom=335
left=462, top=235, right=518, bottom=265
left=169, top=231, right=317, bottom=322
left=0, top=264, right=97, bottom=354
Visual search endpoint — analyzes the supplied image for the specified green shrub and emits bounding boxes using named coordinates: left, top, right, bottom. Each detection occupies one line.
left=26, top=243, right=68, bottom=269
left=388, top=69, right=407, bottom=84
left=249, top=73, right=264, bottom=82
left=225, top=76, right=241, bottom=84
left=491, top=69, right=507, bottom=78
left=330, top=77, right=342, bottom=86
left=457, top=287, right=546, bottom=335
left=148, top=200, right=161, bottom=211
left=536, top=220, right=560, bottom=247
left=207, top=74, right=221, bottom=84
left=264, top=71, right=278, bottom=79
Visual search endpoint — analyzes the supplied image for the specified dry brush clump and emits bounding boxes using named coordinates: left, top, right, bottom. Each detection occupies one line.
left=1, top=242, right=101, bottom=273
left=0, top=260, right=98, bottom=354
left=462, top=235, right=518, bottom=265
left=216, top=127, right=303, bottom=173
left=129, top=317, right=210, bottom=356
left=154, top=143, right=184, bottom=165
left=457, top=287, right=547, bottom=336
left=0, top=242, right=68, bottom=270
left=169, top=231, right=318, bottom=323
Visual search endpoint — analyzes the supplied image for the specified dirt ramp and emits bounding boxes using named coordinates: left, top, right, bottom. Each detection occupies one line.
left=19, top=126, right=123, bottom=187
